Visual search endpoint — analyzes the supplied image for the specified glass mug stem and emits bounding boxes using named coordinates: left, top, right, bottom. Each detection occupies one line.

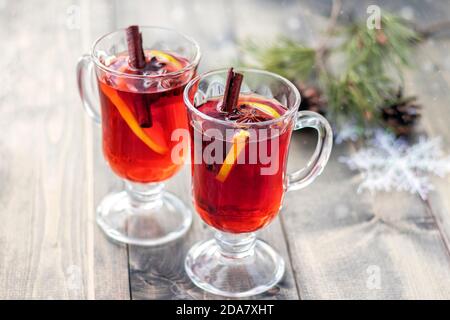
left=215, top=231, right=256, bottom=259
left=287, top=111, right=333, bottom=191
left=125, top=181, right=164, bottom=209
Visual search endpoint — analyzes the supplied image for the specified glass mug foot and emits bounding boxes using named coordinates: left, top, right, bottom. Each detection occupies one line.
left=185, top=232, right=285, bottom=297
left=96, top=181, right=192, bottom=246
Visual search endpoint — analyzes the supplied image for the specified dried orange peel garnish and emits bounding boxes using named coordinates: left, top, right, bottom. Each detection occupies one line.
left=99, top=82, right=168, bottom=155
left=216, top=130, right=250, bottom=183
left=246, top=101, right=281, bottom=118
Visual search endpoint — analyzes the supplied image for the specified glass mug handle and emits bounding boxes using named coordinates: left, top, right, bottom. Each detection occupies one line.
left=77, top=54, right=101, bottom=124
left=287, top=111, right=333, bottom=192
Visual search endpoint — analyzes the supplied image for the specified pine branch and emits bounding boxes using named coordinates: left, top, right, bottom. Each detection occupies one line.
left=243, top=9, right=422, bottom=134
left=324, top=14, right=420, bottom=128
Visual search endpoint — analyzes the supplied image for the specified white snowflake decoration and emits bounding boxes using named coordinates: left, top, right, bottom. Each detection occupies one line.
left=339, top=130, right=450, bottom=200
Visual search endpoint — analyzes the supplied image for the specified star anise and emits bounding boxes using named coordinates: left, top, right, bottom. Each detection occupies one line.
left=227, top=104, right=268, bottom=123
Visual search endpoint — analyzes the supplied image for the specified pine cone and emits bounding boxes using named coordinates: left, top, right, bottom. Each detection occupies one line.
left=297, top=83, right=327, bottom=116
left=381, top=92, right=421, bottom=136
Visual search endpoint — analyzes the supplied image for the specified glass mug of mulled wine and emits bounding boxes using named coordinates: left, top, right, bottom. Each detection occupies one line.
left=77, top=26, right=200, bottom=246
left=183, top=68, right=333, bottom=297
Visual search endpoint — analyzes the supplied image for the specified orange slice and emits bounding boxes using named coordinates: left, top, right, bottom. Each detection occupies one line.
left=99, top=82, right=169, bottom=155
left=216, top=130, right=250, bottom=183
left=245, top=101, right=281, bottom=118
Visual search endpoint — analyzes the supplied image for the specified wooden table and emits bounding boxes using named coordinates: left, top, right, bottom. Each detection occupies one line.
left=1, top=0, right=449, bottom=299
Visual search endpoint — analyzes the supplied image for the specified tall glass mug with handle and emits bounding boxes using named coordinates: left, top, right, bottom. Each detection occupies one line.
left=183, top=68, right=333, bottom=297
left=77, top=26, right=200, bottom=246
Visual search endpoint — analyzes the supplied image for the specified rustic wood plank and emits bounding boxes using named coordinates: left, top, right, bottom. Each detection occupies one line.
left=2, top=0, right=449, bottom=301
left=116, top=0, right=299, bottom=299
left=0, top=0, right=129, bottom=299
left=82, top=0, right=131, bottom=300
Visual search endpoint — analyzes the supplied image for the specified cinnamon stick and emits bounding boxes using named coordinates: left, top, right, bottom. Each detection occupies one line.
left=126, top=25, right=146, bottom=69
left=125, top=25, right=151, bottom=128
left=221, top=68, right=243, bottom=113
